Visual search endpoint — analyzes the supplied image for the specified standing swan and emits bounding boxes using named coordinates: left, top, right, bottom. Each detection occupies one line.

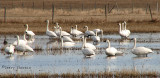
left=132, top=38, right=153, bottom=56
left=105, top=39, right=123, bottom=56
left=15, top=35, right=34, bottom=54
left=13, top=34, right=27, bottom=46
left=118, top=23, right=129, bottom=38
left=46, top=20, right=57, bottom=37
left=24, top=24, right=35, bottom=39
left=81, top=36, right=96, bottom=50
left=124, top=21, right=131, bottom=36
left=82, top=36, right=95, bottom=57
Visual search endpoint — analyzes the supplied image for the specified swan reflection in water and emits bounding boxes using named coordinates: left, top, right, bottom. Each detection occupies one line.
left=83, top=55, right=96, bottom=59
left=119, top=39, right=131, bottom=45
left=5, top=56, right=14, bottom=61
left=132, top=56, right=151, bottom=60
left=106, top=56, right=117, bottom=60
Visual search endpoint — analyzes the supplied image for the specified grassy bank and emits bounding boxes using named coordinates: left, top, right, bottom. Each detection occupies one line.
left=0, top=70, right=158, bottom=78
left=0, top=21, right=160, bottom=35
left=0, top=8, right=160, bottom=35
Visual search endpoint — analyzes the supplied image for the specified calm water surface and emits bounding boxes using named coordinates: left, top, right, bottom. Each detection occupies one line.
left=0, top=33, right=160, bottom=74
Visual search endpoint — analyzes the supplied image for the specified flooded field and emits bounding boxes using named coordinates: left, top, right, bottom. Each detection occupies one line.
left=0, top=33, right=160, bottom=74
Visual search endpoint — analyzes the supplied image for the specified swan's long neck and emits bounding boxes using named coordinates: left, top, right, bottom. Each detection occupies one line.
left=82, top=37, right=86, bottom=49
left=133, top=38, right=136, bottom=49
left=70, top=27, right=72, bottom=34
left=23, top=34, right=27, bottom=41
left=26, top=24, right=28, bottom=31
left=119, top=24, right=121, bottom=33
left=86, top=26, right=88, bottom=31
left=124, top=22, right=126, bottom=30
left=47, top=21, right=49, bottom=31
left=95, top=31, right=97, bottom=36
left=101, top=30, right=103, bottom=38
left=84, top=37, right=86, bottom=48
left=61, top=37, right=63, bottom=48
left=17, top=36, right=19, bottom=45
left=75, top=25, right=77, bottom=30
left=60, top=27, right=62, bottom=38
left=107, top=40, right=110, bottom=48
left=122, top=23, right=124, bottom=30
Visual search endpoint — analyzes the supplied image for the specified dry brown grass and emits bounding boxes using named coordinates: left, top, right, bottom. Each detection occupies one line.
left=0, top=70, right=159, bottom=78
left=0, top=7, right=159, bottom=34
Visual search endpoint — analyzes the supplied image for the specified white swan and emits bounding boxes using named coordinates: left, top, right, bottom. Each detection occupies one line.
left=82, top=47, right=95, bottom=57
left=58, top=27, right=70, bottom=36
left=82, top=36, right=95, bottom=56
left=46, top=20, right=57, bottom=37
left=70, top=26, right=83, bottom=37
left=13, top=34, right=27, bottom=46
left=131, top=38, right=153, bottom=56
left=84, top=26, right=95, bottom=37
left=118, top=23, right=129, bottom=38
left=15, top=35, right=34, bottom=54
left=82, top=36, right=96, bottom=50
left=105, top=39, right=123, bottom=56
left=124, top=21, right=131, bottom=36
left=59, top=27, right=73, bottom=42
left=5, top=44, right=15, bottom=56
left=91, top=31, right=100, bottom=43
left=61, top=36, right=75, bottom=48
left=24, top=24, right=35, bottom=38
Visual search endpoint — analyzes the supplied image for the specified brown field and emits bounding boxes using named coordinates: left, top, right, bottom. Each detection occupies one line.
left=0, top=69, right=158, bottom=78
left=0, top=0, right=160, bottom=35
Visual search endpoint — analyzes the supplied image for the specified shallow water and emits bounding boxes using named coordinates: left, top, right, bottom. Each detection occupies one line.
left=0, top=33, right=160, bottom=74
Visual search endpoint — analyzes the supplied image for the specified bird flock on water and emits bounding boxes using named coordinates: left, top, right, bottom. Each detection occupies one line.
left=4, top=20, right=153, bottom=58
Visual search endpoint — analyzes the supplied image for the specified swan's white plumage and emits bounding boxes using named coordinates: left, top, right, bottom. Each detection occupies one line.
left=132, top=38, right=153, bottom=55
left=84, top=26, right=95, bottom=36
left=82, top=36, right=96, bottom=50
left=55, top=27, right=70, bottom=36
left=70, top=26, right=83, bottom=36
left=5, top=45, right=15, bottom=55
left=105, top=40, right=123, bottom=56
left=61, top=36, right=75, bottom=48
left=46, top=20, right=57, bottom=37
left=15, top=35, right=34, bottom=52
left=91, top=31, right=100, bottom=42
left=13, top=34, right=27, bottom=46
left=82, top=36, right=95, bottom=56
left=119, top=23, right=129, bottom=38
left=82, top=48, right=95, bottom=56
left=25, top=24, right=35, bottom=36
left=62, top=36, right=73, bottom=42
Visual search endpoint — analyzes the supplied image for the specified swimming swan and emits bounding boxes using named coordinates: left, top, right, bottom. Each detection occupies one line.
left=61, top=36, right=75, bottom=48
left=105, top=39, right=123, bottom=56
left=84, top=26, right=95, bottom=37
